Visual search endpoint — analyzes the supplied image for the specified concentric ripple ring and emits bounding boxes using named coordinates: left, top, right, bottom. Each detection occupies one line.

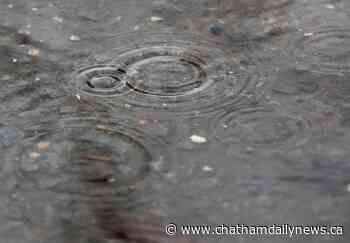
left=70, top=31, right=258, bottom=116
left=214, top=107, right=304, bottom=147
left=293, top=28, right=350, bottom=75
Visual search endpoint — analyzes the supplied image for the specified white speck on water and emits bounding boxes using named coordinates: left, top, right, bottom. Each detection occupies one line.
left=75, top=94, right=81, bottom=100
left=304, top=32, right=313, bottom=37
left=124, top=103, right=131, bottom=108
left=222, top=123, right=229, bottom=129
left=35, top=77, right=41, bottom=81
left=8, top=4, right=13, bottom=8
left=325, top=4, right=335, bottom=9
left=69, top=35, right=81, bottom=41
left=190, top=135, right=207, bottom=144
left=134, top=25, right=140, bottom=31
left=52, top=16, right=63, bottom=23
left=11, top=58, right=18, bottom=63
left=202, top=165, right=214, bottom=172
left=29, top=152, right=40, bottom=160
left=28, top=48, right=40, bottom=56
left=108, top=178, right=116, bottom=183
left=31, top=7, right=39, bottom=11
left=150, top=16, right=163, bottom=22
left=347, top=184, right=350, bottom=192
left=116, top=16, right=123, bottom=21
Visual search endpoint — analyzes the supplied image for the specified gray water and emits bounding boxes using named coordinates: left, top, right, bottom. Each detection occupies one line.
left=0, top=0, right=350, bottom=242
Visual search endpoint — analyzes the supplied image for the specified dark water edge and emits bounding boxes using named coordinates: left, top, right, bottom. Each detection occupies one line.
left=1, top=0, right=350, bottom=242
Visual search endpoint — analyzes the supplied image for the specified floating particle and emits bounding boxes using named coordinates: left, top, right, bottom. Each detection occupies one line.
left=150, top=16, right=163, bottom=22
left=202, top=165, right=214, bottom=172
left=37, top=142, right=50, bottom=152
left=325, top=4, right=335, bottom=9
left=190, top=135, right=207, bottom=144
left=134, top=25, right=140, bottom=31
left=11, top=58, right=18, bottom=63
left=8, top=4, right=13, bottom=8
left=304, top=32, right=313, bottom=37
left=208, top=24, right=224, bottom=36
left=31, top=7, right=38, bottom=11
left=347, top=184, right=350, bottom=192
left=29, top=152, right=41, bottom=160
left=75, top=94, right=81, bottom=100
left=69, top=35, right=81, bottom=41
left=28, top=48, right=40, bottom=57
left=52, top=16, right=63, bottom=23
left=116, top=16, right=123, bottom=21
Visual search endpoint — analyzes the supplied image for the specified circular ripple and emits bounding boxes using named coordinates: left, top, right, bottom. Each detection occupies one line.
left=19, top=117, right=167, bottom=192
left=271, top=69, right=319, bottom=96
left=214, top=107, right=304, bottom=147
left=293, top=28, right=350, bottom=74
left=71, top=32, right=258, bottom=116
left=72, top=65, right=129, bottom=97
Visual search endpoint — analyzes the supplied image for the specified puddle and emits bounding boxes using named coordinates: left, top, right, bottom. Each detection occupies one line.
left=1, top=0, right=350, bottom=242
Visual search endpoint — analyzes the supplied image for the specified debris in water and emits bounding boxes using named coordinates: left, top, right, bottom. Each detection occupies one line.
left=347, top=184, right=350, bottom=192
left=11, top=58, right=18, bottom=63
left=202, top=165, right=214, bottom=172
left=116, top=16, right=123, bottom=21
left=29, top=152, right=41, bottom=160
left=325, top=4, right=335, bottom=9
left=8, top=4, right=13, bottom=8
left=69, top=35, right=81, bottom=41
left=28, top=48, right=40, bottom=57
left=190, top=135, right=207, bottom=144
left=134, top=25, right=140, bottom=31
left=75, top=94, right=81, bottom=101
left=52, top=16, right=63, bottom=23
left=37, top=142, right=50, bottom=152
left=208, top=24, right=224, bottom=36
left=31, top=7, right=39, bottom=11
left=304, top=32, right=313, bottom=37
left=150, top=16, right=163, bottom=22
